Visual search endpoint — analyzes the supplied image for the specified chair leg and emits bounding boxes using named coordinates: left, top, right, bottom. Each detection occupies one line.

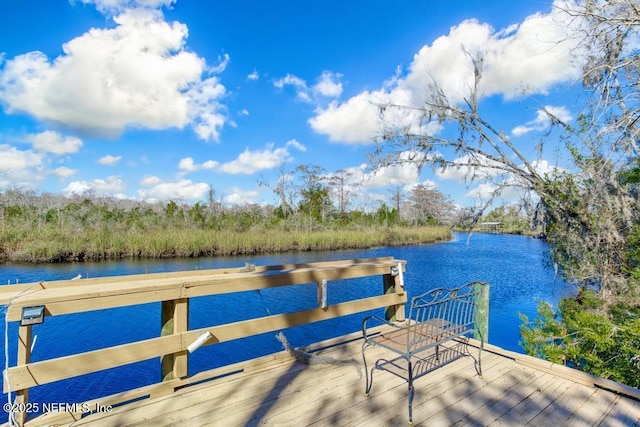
left=478, top=333, right=484, bottom=379
left=407, top=359, right=414, bottom=424
left=362, top=342, right=373, bottom=395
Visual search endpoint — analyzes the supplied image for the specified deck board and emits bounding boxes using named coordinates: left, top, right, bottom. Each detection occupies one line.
left=432, top=364, right=544, bottom=426
left=23, top=334, right=640, bottom=427
left=351, top=353, right=510, bottom=427
left=524, top=381, right=600, bottom=427
left=489, top=369, right=575, bottom=425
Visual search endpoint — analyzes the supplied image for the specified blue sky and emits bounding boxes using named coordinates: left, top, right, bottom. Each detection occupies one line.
left=0, top=0, right=583, bottom=208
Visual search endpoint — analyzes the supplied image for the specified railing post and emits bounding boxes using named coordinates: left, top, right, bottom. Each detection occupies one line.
left=317, top=280, right=328, bottom=310
left=14, top=324, right=33, bottom=426
left=161, top=298, right=189, bottom=382
left=473, top=282, right=489, bottom=342
left=383, top=264, right=406, bottom=322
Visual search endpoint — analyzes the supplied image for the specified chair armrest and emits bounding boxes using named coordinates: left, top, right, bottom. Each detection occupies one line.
left=362, top=315, right=407, bottom=337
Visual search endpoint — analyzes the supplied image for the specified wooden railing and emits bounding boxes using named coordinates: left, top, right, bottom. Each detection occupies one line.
left=0, top=257, right=407, bottom=426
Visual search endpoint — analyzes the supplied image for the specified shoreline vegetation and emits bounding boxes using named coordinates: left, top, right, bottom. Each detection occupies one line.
left=1, top=225, right=451, bottom=264
left=0, top=189, right=455, bottom=265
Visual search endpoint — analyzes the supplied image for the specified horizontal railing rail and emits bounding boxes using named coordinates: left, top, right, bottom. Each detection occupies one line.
left=1, top=257, right=407, bottom=426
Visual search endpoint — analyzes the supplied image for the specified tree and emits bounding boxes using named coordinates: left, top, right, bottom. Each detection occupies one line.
left=327, top=169, right=354, bottom=218
left=520, top=291, right=640, bottom=388
left=557, top=0, right=640, bottom=155
left=188, top=202, right=208, bottom=229
left=387, top=184, right=405, bottom=219
left=408, top=184, right=455, bottom=226
left=206, top=185, right=223, bottom=217
left=259, top=161, right=296, bottom=218
left=375, top=202, right=400, bottom=225
left=296, top=164, right=332, bottom=222
left=164, top=200, right=186, bottom=226
left=374, top=45, right=637, bottom=300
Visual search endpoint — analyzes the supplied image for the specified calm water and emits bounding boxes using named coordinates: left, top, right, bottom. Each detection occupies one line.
left=0, top=232, right=571, bottom=419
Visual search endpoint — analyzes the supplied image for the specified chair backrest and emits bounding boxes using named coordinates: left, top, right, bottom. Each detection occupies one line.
left=406, top=282, right=481, bottom=352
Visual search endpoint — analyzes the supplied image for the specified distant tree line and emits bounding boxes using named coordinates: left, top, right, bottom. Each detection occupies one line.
left=258, top=163, right=458, bottom=227
left=0, top=171, right=456, bottom=262
left=0, top=168, right=458, bottom=232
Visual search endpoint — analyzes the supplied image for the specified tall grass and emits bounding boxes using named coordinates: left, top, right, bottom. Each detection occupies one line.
left=0, top=224, right=450, bottom=263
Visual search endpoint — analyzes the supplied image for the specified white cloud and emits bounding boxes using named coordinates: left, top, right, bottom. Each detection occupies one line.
left=218, top=140, right=306, bottom=175
left=223, top=187, right=260, bottom=205
left=361, top=163, right=421, bottom=188
left=531, top=159, right=562, bottom=177
left=512, top=105, right=573, bottom=136
left=481, top=10, right=581, bottom=98
left=311, top=1, right=582, bottom=144
left=0, top=144, right=82, bottom=188
left=140, top=175, right=162, bottom=186
left=176, top=157, right=219, bottom=174
left=137, top=178, right=209, bottom=201
left=309, top=94, right=380, bottom=144
left=53, top=166, right=77, bottom=179
left=98, top=154, right=122, bottom=165
left=276, top=70, right=344, bottom=104
left=465, top=182, right=497, bottom=199
left=208, top=53, right=230, bottom=74
left=202, top=160, right=219, bottom=169
left=247, top=70, right=259, bottom=81
left=404, top=9, right=579, bottom=103
left=0, top=145, right=44, bottom=171
left=285, top=139, right=306, bottom=152
left=63, top=175, right=127, bottom=196
left=273, top=74, right=306, bottom=89
left=312, top=71, right=343, bottom=98
left=0, top=169, right=46, bottom=190
left=335, top=152, right=427, bottom=189
left=465, top=181, right=530, bottom=202
left=178, top=157, right=199, bottom=172
left=273, top=74, right=310, bottom=102
left=28, top=131, right=83, bottom=155
left=310, top=86, right=440, bottom=145
left=0, top=8, right=228, bottom=141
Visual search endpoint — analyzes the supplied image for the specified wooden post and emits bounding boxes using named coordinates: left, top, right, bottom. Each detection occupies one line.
left=317, top=280, right=328, bottom=310
left=160, top=298, right=189, bottom=382
left=473, top=282, right=489, bottom=343
left=383, top=264, right=405, bottom=322
left=14, top=325, right=33, bottom=426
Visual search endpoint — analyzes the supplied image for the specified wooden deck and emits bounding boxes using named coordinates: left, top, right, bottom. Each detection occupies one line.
left=4, top=259, right=637, bottom=427
left=36, top=332, right=640, bottom=427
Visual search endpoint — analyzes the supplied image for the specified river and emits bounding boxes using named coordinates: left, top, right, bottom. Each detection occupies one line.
left=0, top=232, right=572, bottom=418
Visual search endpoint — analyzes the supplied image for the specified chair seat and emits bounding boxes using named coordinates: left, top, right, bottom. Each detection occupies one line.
left=366, top=318, right=462, bottom=354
